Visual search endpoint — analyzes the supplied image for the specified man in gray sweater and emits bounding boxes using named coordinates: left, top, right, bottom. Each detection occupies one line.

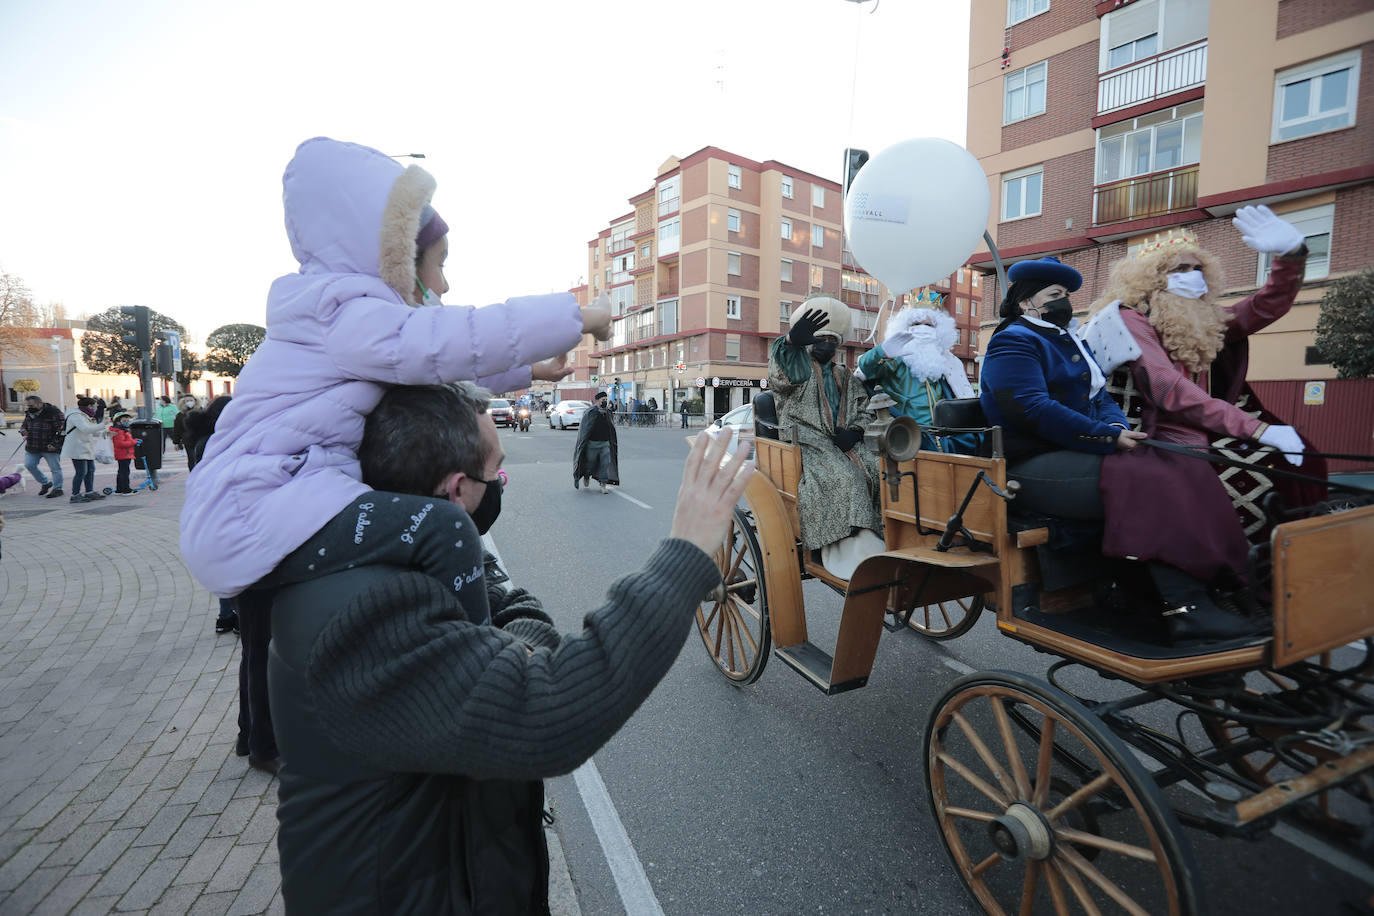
left=267, top=381, right=753, bottom=915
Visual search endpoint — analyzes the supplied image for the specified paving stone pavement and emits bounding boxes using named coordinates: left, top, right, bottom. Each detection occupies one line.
left=0, top=460, right=581, bottom=916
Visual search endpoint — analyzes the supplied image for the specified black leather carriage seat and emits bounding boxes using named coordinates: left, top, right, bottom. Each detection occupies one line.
left=754, top=392, right=780, bottom=441
left=932, top=397, right=987, bottom=429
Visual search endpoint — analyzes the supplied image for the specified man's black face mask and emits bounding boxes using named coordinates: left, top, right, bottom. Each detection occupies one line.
left=810, top=338, right=838, bottom=363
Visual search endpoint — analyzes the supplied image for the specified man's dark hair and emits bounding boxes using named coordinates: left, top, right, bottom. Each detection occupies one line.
left=76, top=396, right=95, bottom=408
left=359, top=382, right=492, bottom=496
left=24, top=395, right=42, bottom=404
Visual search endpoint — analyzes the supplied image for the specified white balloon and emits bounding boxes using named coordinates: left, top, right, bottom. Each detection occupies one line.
left=843, top=138, right=990, bottom=293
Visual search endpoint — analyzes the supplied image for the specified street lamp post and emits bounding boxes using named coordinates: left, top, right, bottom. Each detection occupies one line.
left=49, top=335, right=65, bottom=411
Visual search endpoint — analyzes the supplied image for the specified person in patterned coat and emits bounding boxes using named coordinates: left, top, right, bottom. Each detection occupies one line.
left=768, top=295, right=882, bottom=579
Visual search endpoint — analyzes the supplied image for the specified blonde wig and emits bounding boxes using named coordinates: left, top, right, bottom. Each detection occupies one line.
left=1090, top=241, right=1229, bottom=374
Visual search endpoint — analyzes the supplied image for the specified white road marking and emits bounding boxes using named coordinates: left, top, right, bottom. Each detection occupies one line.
left=941, top=657, right=975, bottom=675
left=614, top=490, right=653, bottom=510
left=573, top=760, right=666, bottom=916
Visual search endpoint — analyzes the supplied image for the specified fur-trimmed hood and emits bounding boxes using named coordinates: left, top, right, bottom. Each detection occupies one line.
left=281, top=137, right=435, bottom=307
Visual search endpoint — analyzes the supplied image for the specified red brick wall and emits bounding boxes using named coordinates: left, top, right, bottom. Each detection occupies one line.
left=1332, top=182, right=1374, bottom=274
left=727, top=163, right=760, bottom=206
left=681, top=292, right=708, bottom=330
left=782, top=183, right=808, bottom=214
left=734, top=209, right=762, bottom=248
left=1009, top=2, right=1095, bottom=52
left=781, top=219, right=809, bottom=256
left=1003, top=43, right=1100, bottom=152
left=812, top=224, right=840, bottom=261
left=781, top=257, right=808, bottom=297
left=682, top=161, right=708, bottom=205
left=998, top=148, right=1096, bottom=249
left=681, top=249, right=708, bottom=288
left=1277, top=0, right=1372, bottom=39
left=810, top=182, right=837, bottom=221
left=726, top=253, right=760, bottom=290
left=1266, top=44, right=1373, bottom=183
left=681, top=204, right=708, bottom=247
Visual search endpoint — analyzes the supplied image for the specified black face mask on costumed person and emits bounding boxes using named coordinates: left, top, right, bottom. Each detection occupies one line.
left=469, top=478, right=503, bottom=534
left=810, top=338, right=838, bottom=363
left=1039, top=297, right=1073, bottom=329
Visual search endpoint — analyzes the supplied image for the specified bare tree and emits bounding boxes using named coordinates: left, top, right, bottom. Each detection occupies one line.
left=0, top=268, right=42, bottom=357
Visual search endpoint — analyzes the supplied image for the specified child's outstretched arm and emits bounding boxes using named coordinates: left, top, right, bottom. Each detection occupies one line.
left=324, top=293, right=584, bottom=387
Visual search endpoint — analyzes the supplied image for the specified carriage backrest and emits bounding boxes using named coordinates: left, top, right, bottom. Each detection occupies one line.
left=932, top=397, right=988, bottom=429
left=753, top=392, right=780, bottom=442
left=1270, top=503, right=1374, bottom=667
left=754, top=437, right=803, bottom=541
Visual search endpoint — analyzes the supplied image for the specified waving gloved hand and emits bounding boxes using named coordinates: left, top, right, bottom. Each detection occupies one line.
left=1258, top=424, right=1305, bottom=467
left=1233, top=205, right=1304, bottom=255
left=831, top=426, right=863, bottom=453
left=787, top=308, right=831, bottom=348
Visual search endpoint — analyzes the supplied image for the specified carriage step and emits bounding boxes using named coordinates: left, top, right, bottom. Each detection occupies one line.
left=773, top=642, right=868, bottom=696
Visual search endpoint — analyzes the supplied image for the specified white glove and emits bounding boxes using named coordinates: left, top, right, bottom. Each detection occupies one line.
left=1258, top=424, right=1305, bottom=467
left=1233, top=205, right=1304, bottom=256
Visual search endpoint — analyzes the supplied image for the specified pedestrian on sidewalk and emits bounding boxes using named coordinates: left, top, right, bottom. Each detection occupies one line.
left=19, top=395, right=64, bottom=498
left=268, top=381, right=753, bottom=914
left=573, top=390, right=619, bottom=494
left=155, top=396, right=178, bottom=452
left=680, top=399, right=689, bottom=429
left=109, top=412, right=137, bottom=494
left=0, top=470, right=21, bottom=559
left=61, top=398, right=110, bottom=503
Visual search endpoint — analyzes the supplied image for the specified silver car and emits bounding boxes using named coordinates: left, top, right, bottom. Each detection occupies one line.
left=548, top=400, right=591, bottom=429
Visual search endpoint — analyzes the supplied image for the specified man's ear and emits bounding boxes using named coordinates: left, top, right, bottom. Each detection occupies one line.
left=435, top=471, right=465, bottom=503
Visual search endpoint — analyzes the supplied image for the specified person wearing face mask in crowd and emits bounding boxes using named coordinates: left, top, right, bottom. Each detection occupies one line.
left=1080, top=206, right=1319, bottom=622
left=768, top=295, right=883, bottom=579
left=854, top=294, right=976, bottom=452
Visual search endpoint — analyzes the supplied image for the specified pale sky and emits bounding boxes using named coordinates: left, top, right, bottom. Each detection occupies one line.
left=0, top=0, right=971, bottom=344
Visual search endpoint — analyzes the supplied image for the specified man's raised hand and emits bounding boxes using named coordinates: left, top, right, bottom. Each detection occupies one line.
left=582, top=293, right=613, bottom=342
left=669, top=428, right=755, bottom=556
left=787, top=308, right=831, bottom=348
left=532, top=353, right=574, bottom=381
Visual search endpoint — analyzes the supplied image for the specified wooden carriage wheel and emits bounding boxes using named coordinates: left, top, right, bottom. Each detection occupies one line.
left=696, top=508, right=771, bottom=685
left=905, top=592, right=989, bottom=640
left=926, top=672, right=1202, bottom=916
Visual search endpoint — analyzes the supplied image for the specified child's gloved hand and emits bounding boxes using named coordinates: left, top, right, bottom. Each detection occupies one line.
left=582, top=293, right=613, bottom=341
left=532, top=353, right=574, bottom=382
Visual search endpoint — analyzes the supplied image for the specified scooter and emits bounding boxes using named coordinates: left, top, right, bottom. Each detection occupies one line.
left=516, top=406, right=531, bottom=432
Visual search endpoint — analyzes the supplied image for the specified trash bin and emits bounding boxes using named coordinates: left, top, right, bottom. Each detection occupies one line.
left=130, top=419, right=163, bottom=471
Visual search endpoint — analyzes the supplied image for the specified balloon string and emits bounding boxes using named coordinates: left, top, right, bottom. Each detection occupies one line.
left=866, top=295, right=894, bottom=345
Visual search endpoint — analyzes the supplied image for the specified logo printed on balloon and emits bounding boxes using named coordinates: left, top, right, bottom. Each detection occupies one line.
left=843, top=138, right=991, bottom=293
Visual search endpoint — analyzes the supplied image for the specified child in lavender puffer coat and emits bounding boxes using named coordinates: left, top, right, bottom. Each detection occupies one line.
left=180, top=138, right=611, bottom=601
left=0, top=471, right=21, bottom=560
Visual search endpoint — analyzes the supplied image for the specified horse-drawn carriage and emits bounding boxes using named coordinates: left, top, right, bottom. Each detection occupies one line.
left=694, top=393, right=1374, bottom=915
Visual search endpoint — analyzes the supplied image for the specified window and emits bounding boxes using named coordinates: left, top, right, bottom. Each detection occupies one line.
left=728, top=208, right=740, bottom=233
left=812, top=185, right=825, bottom=207
left=1108, top=32, right=1158, bottom=70
left=658, top=219, right=680, bottom=255
left=657, top=299, right=679, bottom=336
left=1273, top=51, right=1361, bottom=143
left=657, top=176, right=680, bottom=216
left=972, top=272, right=980, bottom=287
left=955, top=298, right=964, bottom=315
left=780, top=217, right=792, bottom=240
left=1257, top=203, right=1332, bottom=285
left=1004, top=61, right=1047, bottom=124
left=812, top=225, right=825, bottom=248
left=780, top=300, right=792, bottom=321
left=725, top=338, right=740, bottom=361
left=1001, top=166, right=1044, bottom=221
left=1095, top=101, right=1203, bottom=182
left=1100, top=0, right=1209, bottom=74
left=781, top=259, right=793, bottom=283
left=1007, top=0, right=1049, bottom=26
left=728, top=164, right=742, bottom=189
left=810, top=264, right=825, bottom=290
left=781, top=176, right=793, bottom=199
left=725, top=295, right=741, bottom=319
left=957, top=268, right=966, bottom=283
left=727, top=251, right=741, bottom=276
left=640, top=243, right=651, bottom=259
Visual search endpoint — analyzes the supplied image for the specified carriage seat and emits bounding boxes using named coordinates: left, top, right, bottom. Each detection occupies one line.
left=932, top=397, right=987, bottom=429
left=754, top=392, right=780, bottom=441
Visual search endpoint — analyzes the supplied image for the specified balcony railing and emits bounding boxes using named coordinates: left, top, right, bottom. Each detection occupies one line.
left=1097, top=40, right=1206, bottom=115
left=1092, top=163, right=1199, bottom=226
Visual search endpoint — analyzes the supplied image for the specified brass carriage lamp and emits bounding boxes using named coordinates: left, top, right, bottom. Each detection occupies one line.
left=864, top=390, right=896, bottom=458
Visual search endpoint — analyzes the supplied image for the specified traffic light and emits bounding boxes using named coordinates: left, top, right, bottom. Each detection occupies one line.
left=120, top=305, right=151, bottom=351
left=843, top=148, right=869, bottom=196
left=154, top=343, right=175, bottom=376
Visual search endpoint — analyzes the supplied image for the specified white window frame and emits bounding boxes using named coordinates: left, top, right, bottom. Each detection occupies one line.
left=811, top=224, right=825, bottom=248
left=780, top=258, right=793, bottom=283
left=812, top=185, right=825, bottom=207
left=1257, top=203, right=1333, bottom=285
left=781, top=175, right=793, bottom=199
left=657, top=218, right=680, bottom=255
left=780, top=299, right=792, bottom=321
left=1003, top=60, right=1048, bottom=124
left=1001, top=165, right=1044, bottom=222
left=1095, top=101, right=1203, bottom=183
left=728, top=164, right=742, bottom=189
left=1272, top=50, right=1361, bottom=144
left=1007, top=0, right=1049, bottom=27
left=657, top=176, right=681, bottom=216
left=727, top=208, right=740, bottom=233
left=725, top=295, right=741, bottom=320
left=727, top=251, right=742, bottom=276
left=780, top=217, right=792, bottom=240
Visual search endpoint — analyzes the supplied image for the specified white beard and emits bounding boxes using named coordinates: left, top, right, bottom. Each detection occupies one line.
left=898, top=344, right=951, bottom=383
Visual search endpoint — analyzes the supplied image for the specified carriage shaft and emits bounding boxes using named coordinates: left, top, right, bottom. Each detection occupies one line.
left=1230, top=743, right=1374, bottom=825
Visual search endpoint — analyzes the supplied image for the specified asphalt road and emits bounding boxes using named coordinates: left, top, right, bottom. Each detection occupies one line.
left=488, top=419, right=1373, bottom=916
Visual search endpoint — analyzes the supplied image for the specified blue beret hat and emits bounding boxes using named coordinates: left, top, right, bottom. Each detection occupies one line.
left=1007, top=256, right=1082, bottom=292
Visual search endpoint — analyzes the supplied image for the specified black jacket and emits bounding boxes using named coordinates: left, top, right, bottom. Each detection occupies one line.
left=20, top=403, right=64, bottom=453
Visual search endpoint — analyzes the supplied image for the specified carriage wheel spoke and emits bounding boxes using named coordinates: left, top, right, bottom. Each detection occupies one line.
left=1058, top=845, right=1154, bottom=916
left=726, top=596, right=760, bottom=655
left=724, top=541, right=748, bottom=584
left=971, top=852, right=1002, bottom=877
left=992, top=700, right=1032, bottom=799
left=1054, top=827, right=1157, bottom=863
left=937, top=603, right=953, bottom=628
left=953, top=711, right=1019, bottom=800
left=1045, top=772, right=1112, bottom=822
left=1042, top=860, right=1072, bottom=916
left=1033, top=719, right=1057, bottom=809
left=1049, top=856, right=1103, bottom=916
left=1018, top=861, right=1042, bottom=916
left=936, top=751, right=1011, bottom=808
left=944, top=806, right=997, bottom=823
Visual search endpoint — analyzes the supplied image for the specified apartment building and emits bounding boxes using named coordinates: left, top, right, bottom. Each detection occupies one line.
left=967, top=0, right=1374, bottom=396
left=583, top=146, right=983, bottom=421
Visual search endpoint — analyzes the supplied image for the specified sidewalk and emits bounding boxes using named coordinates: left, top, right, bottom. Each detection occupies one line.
left=0, top=458, right=580, bottom=915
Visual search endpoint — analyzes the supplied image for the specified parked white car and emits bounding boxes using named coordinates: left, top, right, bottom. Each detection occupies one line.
left=548, top=400, right=591, bottom=429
